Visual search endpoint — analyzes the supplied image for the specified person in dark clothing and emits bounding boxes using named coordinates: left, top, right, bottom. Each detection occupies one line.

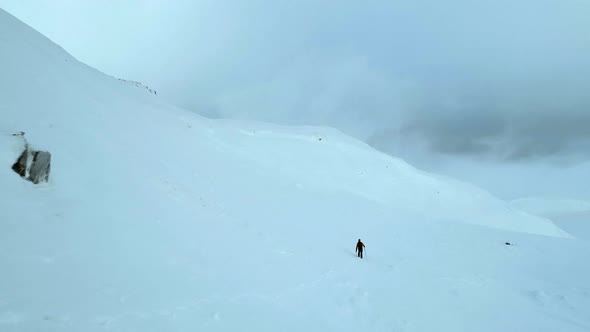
left=356, top=239, right=365, bottom=259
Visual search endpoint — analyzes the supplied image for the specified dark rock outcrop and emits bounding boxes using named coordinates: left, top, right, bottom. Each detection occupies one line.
left=10, top=133, right=51, bottom=184
left=11, top=149, right=28, bottom=177
left=28, top=151, right=51, bottom=184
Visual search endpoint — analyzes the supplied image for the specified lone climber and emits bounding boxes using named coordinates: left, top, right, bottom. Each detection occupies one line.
left=356, top=239, right=365, bottom=259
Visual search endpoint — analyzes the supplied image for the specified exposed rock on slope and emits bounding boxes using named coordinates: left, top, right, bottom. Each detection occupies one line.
left=9, top=132, right=51, bottom=184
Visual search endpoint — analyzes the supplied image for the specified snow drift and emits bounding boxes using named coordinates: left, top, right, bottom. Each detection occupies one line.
left=1, top=8, right=589, bottom=332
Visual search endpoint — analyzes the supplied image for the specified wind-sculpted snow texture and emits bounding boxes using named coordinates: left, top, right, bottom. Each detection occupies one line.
left=0, top=8, right=589, bottom=332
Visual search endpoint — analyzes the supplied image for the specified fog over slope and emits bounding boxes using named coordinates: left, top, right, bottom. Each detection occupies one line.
left=2, top=1, right=588, bottom=200
left=1, top=0, right=588, bottom=162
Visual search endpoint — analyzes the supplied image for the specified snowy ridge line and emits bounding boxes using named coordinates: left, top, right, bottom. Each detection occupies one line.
left=510, top=197, right=590, bottom=218
left=117, top=78, right=157, bottom=95
left=209, top=120, right=570, bottom=238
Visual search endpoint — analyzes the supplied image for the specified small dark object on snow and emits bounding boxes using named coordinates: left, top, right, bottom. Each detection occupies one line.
left=356, top=239, right=365, bottom=259
left=505, top=242, right=512, bottom=246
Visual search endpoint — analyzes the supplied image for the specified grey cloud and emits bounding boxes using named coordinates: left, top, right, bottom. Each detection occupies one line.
left=372, top=93, right=590, bottom=161
left=1, top=0, right=590, bottom=163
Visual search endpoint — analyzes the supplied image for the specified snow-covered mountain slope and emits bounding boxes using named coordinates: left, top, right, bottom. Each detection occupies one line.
left=0, top=5, right=568, bottom=238
left=553, top=211, right=590, bottom=241
left=510, top=197, right=590, bottom=241
left=1, top=8, right=589, bottom=332
left=511, top=197, right=590, bottom=218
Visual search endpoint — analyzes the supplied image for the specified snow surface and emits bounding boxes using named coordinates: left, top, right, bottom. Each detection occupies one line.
left=511, top=197, right=590, bottom=219
left=1, top=8, right=589, bottom=332
left=510, top=197, right=590, bottom=242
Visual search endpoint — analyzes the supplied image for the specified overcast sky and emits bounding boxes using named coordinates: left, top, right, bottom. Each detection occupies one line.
left=1, top=0, right=589, bottom=198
